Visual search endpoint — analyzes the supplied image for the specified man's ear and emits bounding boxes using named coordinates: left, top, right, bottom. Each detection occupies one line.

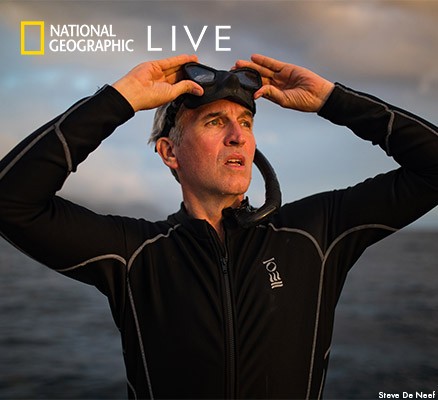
left=156, top=137, right=179, bottom=170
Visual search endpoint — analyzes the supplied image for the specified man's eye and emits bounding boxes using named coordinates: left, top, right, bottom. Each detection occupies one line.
left=206, top=119, right=220, bottom=126
left=241, top=120, right=252, bottom=128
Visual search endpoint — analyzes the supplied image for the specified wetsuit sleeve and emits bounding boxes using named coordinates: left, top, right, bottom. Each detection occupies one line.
left=315, top=83, right=438, bottom=244
left=0, top=85, right=135, bottom=299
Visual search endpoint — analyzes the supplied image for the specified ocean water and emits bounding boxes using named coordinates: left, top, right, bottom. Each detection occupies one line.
left=0, top=230, right=437, bottom=400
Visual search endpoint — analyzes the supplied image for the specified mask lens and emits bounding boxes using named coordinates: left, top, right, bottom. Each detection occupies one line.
left=233, top=69, right=262, bottom=90
left=185, top=64, right=216, bottom=85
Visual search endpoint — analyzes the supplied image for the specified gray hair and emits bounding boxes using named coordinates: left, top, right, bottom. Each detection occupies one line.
left=149, top=103, right=186, bottom=147
left=149, top=103, right=190, bottom=182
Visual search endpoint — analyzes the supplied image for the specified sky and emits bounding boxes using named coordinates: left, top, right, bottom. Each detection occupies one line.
left=0, top=0, right=437, bottom=227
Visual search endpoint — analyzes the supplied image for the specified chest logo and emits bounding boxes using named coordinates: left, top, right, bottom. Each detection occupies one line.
left=262, top=257, right=284, bottom=289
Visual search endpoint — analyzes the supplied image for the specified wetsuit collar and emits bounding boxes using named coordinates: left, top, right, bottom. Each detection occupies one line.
left=169, top=199, right=253, bottom=235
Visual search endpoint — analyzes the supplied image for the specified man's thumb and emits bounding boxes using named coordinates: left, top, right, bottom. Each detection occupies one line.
left=258, top=85, right=281, bottom=103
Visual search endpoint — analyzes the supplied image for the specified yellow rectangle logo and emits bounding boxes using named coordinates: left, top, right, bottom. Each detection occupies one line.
left=21, top=21, right=45, bottom=55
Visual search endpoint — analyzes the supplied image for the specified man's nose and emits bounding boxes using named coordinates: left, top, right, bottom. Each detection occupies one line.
left=224, top=122, right=246, bottom=146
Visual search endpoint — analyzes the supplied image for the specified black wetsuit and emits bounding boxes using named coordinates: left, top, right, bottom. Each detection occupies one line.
left=0, top=84, right=437, bottom=399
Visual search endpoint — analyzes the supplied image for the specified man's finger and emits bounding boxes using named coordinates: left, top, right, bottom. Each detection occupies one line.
left=234, top=59, right=267, bottom=76
left=251, top=54, right=285, bottom=73
left=235, top=57, right=281, bottom=81
left=172, top=80, right=204, bottom=98
left=158, top=54, right=199, bottom=75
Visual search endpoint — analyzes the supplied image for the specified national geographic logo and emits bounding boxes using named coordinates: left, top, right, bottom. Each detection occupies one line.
left=21, top=21, right=45, bottom=55
left=20, top=21, right=232, bottom=55
left=20, top=21, right=134, bottom=55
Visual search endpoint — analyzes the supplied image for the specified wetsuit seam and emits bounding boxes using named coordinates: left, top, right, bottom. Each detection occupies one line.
left=306, top=250, right=328, bottom=400
left=306, top=223, right=398, bottom=399
left=258, top=222, right=398, bottom=399
left=127, top=224, right=182, bottom=272
left=123, top=224, right=182, bottom=399
left=56, top=253, right=127, bottom=272
left=0, top=94, right=103, bottom=264
left=54, top=96, right=99, bottom=172
left=127, top=379, right=137, bottom=400
left=317, top=368, right=326, bottom=400
left=323, top=223, right=398, bottom=263
left=255, top=222, right=400, bottom=398
left=394, top=109, right=438, bottom=136
left=127, top=278, right=154, bottom=399
left=336, top=85, right=438, bottom=157
left=0, top=93, right=106, bottom=183
left=0, top=126, right=54, bottom=182
left=386, top=111, right=395, bottom=156
left=336, top=86, right=395, bottom=155
left=54, top=124, right=73, bottom=172
left=0, top=123, right=72, bottom=259
left=264, top=223, right=324, bottom=261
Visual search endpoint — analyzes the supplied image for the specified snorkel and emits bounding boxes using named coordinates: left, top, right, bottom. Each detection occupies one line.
left=158, top=62, right=282, bottom=228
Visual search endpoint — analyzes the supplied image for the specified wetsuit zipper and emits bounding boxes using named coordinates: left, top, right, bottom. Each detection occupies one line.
left=221, top=255, right=236, bottom=399
left=208, top=226, right=236, bottom=399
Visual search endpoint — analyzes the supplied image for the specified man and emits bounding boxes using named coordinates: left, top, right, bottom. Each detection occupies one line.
left=0, top=54, right=437, bottom=399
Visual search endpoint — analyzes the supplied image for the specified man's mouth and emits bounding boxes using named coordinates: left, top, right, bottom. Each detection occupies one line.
left=226, top=159, right=244, bottom=166
left=225, top=155, right=245, bottom=167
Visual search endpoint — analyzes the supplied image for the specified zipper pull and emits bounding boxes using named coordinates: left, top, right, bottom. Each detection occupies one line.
left=221, top=257, right=228, bottom=274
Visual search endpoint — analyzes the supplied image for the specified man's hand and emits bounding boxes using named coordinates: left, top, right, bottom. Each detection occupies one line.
left=112, top=54, right=204, bottom=112
left=235, top=54, right=335, bottom=112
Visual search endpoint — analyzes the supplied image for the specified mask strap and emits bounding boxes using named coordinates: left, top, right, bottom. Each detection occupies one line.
left=234, top=149, right=282, bottom=228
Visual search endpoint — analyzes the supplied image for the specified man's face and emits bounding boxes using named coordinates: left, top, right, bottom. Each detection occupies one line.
left=173, top=99, right=256, bottom=203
